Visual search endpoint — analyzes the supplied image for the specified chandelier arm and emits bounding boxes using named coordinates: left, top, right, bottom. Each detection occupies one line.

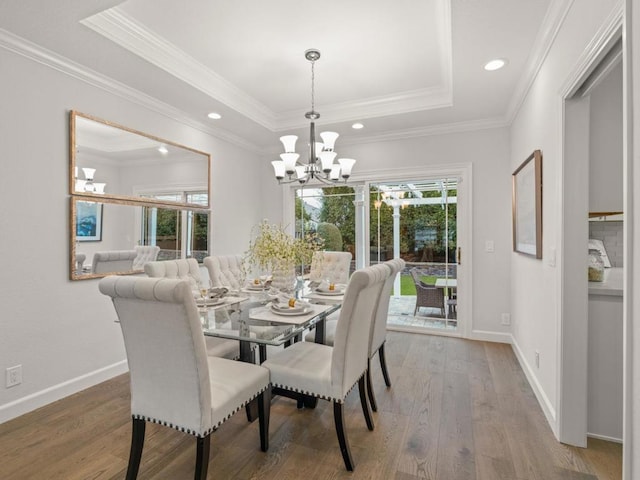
left=314, top=174, right=338, bottom=185
left=277, top=176, right=306, bottom=185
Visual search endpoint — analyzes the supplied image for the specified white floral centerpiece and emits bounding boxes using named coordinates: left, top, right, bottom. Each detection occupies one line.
left=245, top=220, right=323, bottom=291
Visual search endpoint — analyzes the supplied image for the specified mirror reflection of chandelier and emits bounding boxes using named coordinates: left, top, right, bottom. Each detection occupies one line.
left=74, top=167, right=106, bottom=194
left=272, top=49, right=356, bottom=185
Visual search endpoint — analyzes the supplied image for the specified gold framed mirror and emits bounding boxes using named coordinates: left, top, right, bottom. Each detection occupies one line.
left=70, top=111, right=210, bottom=208
left=70, top=197, right=210, bottom=280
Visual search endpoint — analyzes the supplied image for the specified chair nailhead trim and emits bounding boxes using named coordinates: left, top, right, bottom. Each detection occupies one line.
left=132, top=384, right=269, bottom=438
left=270, top=374, right=362, bottom=404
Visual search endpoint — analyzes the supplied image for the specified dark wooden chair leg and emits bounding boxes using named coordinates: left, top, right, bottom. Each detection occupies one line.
left=259, top=345, right=267, bottom=364
left=358, top=375, right=375, bottom=431
left=125, top=418, right=145, bottom=480
left=195, top=434, right=211, bottom=480
left=333, top=401, right=355, bottom=471
left=258, top=389, right=271, bottom=452
left=379, top=342, right=392, bottom=387
left=366, top=358, right=378, bottom=412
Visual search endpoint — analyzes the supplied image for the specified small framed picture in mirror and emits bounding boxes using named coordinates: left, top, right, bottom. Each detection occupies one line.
left=76, top=200, right=103, bottom=242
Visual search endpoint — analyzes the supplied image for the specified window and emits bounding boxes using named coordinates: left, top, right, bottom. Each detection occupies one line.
left=140, top=189, right=209, bottom=262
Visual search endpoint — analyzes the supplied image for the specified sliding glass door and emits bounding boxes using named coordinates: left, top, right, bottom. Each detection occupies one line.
left=369, top=178, right=459, bottom=331
left=291, top=170, right=467, bottom=335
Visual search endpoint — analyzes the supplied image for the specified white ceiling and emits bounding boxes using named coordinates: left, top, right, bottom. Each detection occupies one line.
left=0, top=0, right=560, bottom=151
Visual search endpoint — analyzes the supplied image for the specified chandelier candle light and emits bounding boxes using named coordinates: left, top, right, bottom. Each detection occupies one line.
left=272, top=49, right=356, bottom=184
left=74, top=166, right=106, bottom=194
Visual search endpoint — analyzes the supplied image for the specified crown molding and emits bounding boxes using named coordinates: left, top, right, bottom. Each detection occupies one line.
left=341, top=116, right=508, bottom=146
left=81, top=8, right=277, bottom=130
left=275, top=86, right=453, bottom=131
left=82, top=5, right=454, bottom=132
left=505, top=0, right=575, bottom=124
left=0, top=27, right=261, bottom=154
left=559, top=1, right=623, bottom=98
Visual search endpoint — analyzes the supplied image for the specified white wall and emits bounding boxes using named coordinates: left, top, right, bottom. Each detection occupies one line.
left=589, top=61, right=623, bottom=212
left=626, top=0, right=639, bottom=475
left=509, top=0, right=621, bottom=437
left=0, top=46, right=264, bottom=422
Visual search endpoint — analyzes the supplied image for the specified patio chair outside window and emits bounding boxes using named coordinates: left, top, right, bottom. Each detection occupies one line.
left=410, top=268, right=444, bottom=316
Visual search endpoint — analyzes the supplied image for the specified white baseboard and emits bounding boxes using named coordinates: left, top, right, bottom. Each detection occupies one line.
left=510, top=336, right=559, bottom=438
left=0, top=360, right=128, bottom=424
left=587, top=432, right=623, bottom=444
left=469, top=329, right=512, bottom=344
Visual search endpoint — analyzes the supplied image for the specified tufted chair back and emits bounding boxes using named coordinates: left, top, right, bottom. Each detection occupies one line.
left=92, top=250, right=137, bottom=274
left=144, top=258, right=202, bottom=290
left=99, top=275, right=271, bottom=479
left=99, top=276, right=213, bottom=434
left=331, top=263, right=389, bottom=396
left=132, top=245, right=160, bottom=270
left=309, top=251, right=352, bottom=284
left=203, top=255, right=244, bottom=290
left=370, top=258, right=405, bottom=355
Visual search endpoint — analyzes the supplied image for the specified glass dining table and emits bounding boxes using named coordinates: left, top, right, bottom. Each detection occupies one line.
left=199, top=285, right=343, bottom=364
left=198, top=285, right=344, bottom=419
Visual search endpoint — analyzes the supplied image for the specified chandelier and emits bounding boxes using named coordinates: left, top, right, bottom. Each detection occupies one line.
left=272, top=49, right=356, bottom=184
left=74, top=167, right=106, bottom=194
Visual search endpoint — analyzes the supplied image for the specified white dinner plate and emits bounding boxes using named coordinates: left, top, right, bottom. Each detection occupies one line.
left=315, top=288, right=344, bottom=296
left=271, top=303, right=305, bottom=314
left=196, top=298, right=225, bottom=307
left=245, top=284, right=268, bottom=291
left=270, top=305, right=311, bottom=316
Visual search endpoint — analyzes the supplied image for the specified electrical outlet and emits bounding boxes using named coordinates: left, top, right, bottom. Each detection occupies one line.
left=6, top=365, right=22, bottom=388
left=500, top=313, right=511, bottom=325
left=535, top=351, right=540, bottom=369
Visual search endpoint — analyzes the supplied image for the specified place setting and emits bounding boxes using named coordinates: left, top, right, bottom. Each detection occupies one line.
left=249, top=294, right=329, bottom=325
left=242, top=276, right=273, bottom=293
left=304, top=279, right=347, bottom=304
left=195, top=286, right=231, bottom=308
left=269, top=295, right=313, bottom=316
left=314, top=280, right=346, bottom=296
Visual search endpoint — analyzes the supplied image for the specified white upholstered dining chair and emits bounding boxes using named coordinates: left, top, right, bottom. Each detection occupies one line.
left=92, top=250, right=137, bottom=274
left=302, top=250, right=352, bottom=341
left=99, top=276, right=270, bottom=480
left=144, top=258, right=240, bottom=360
left=262, top=263, right=390, bottom=471
left=308, top=250, right=352, bottom=285
left=366, top=257, right=405, bottom=411
left=305, top=258, right=405, bottom=412
left=132, top=245, right=160, bottom=270
left=203, top=254, right=245, bottom=290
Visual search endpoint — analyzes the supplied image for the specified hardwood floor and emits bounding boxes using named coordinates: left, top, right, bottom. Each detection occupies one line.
left=0, top=333, right=621, bottom=479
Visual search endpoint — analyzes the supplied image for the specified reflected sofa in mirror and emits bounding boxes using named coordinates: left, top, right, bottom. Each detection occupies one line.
left=70, top=197, right=210, bottom=280
left=70, top=111, right=210, bottom=208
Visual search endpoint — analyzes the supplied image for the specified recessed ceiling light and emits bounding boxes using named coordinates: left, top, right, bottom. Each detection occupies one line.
left=484, top=59, right=507, bottom=71
left=352, top=123, right=364, bottom=129
left=158, top=144, right=168, bottom=154
left=207, top=112, right=222, bottom=120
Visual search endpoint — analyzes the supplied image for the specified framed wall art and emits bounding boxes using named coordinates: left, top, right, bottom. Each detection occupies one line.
left=512, top=150, right=542, bottom=258
left=76, top=200, right=103, bottom=242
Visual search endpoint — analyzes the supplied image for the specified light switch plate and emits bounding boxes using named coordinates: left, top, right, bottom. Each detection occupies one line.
left=485, top=240, right=495, bottom=253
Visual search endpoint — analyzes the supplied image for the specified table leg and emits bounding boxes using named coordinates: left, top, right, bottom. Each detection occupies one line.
left=314, top=317, right=326, bottom=344
left=239, top=340, right=259, bottom=422
left=258, top=345, right=267, bottom=364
